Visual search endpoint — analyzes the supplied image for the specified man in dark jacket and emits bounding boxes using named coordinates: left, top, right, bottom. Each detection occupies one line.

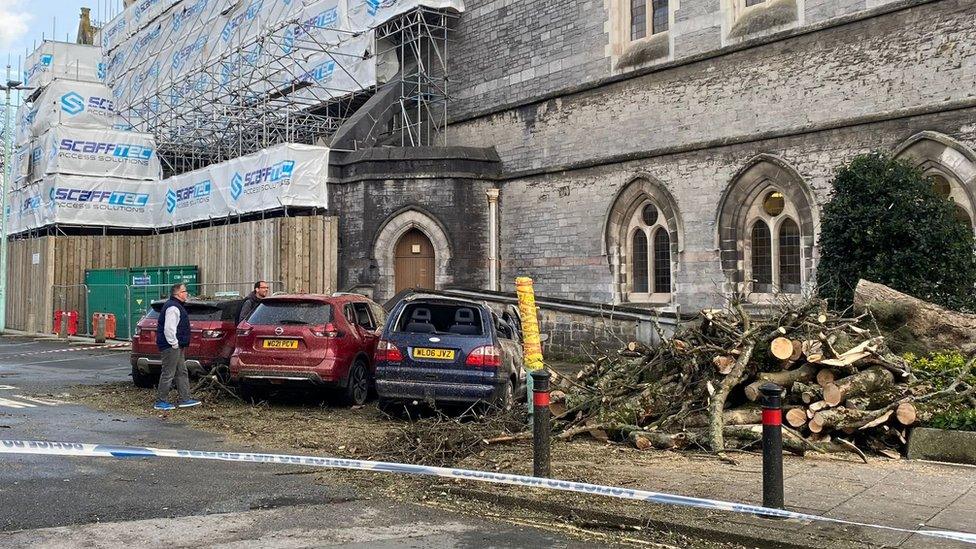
left=238, top=280, right=269, bottom=323
left=154, top=283, right=200, bottom=410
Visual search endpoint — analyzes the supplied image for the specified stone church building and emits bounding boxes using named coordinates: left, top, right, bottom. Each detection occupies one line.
left=341, top=0, right=974, bottom=313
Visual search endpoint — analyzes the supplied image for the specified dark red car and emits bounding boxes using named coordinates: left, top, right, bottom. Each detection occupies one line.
left=130, top=299, right=245, bottom=388
left=229, top=293, right=386, bottom=405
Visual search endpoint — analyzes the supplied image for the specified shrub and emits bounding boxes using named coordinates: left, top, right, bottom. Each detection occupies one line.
left=816, top=152, right=976, bottom=310
left=905, top=351, right=976, bottom=431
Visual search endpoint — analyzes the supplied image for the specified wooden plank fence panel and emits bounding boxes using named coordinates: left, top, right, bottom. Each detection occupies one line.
left=6, top=216, right=339, bottom=333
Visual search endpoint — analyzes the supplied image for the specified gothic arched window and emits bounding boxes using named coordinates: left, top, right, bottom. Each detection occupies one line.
left=627, top=202, right=672, bottom=300
left=745, top=189, right=802, bottom=294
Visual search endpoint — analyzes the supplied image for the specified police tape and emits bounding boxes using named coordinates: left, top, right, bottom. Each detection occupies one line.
left=1, top=439, right=974, bottom=545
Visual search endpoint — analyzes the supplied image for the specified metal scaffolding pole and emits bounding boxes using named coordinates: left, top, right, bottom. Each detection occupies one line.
left=110, top=7, right=457, bottom=178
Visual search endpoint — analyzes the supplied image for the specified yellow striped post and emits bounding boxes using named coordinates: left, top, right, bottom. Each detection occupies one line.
left=515, top=277, right=544, bottom=371
left=516, top=277, right=545, bottom=418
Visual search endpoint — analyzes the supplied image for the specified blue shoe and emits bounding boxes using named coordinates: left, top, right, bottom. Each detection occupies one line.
left=177, top=399, right=201, bottom=408
left=153, top=401, right=175, bottom=411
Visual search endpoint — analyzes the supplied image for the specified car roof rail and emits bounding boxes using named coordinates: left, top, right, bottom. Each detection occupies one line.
left=332, top=291, right=365, bottom=298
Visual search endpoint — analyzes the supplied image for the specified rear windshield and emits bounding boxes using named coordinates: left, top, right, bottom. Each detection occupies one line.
left=146, top=301, right=242, bottom=322
left=395, top=303, right=485, bottom=336
left=185, top=304, right=222, bottom=321
left=247, top=301, right=332, bottom=326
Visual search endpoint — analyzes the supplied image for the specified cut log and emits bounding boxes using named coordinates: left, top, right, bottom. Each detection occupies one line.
left=858, top=410, right=893, bottom=430
left=712, top=355, right=736, bottom=375
left=786, top=408, right=808, bottom=428
left=744, top=364, right=817, bottom=401
left=816, top=369, right=837, bottom=388
left=628, top=431, right=689, bottom=450
left=709, top=332, right=756, bottom=452
left=770, top=337, right=795, bottom=361
left=789, top=340, right=804, bottom=362
left=809, top=400, right=829, bottom=413
left=715, top=425, right=867, bottom=461
left=845, top=386, right=908, bottom=410
left=822, top=367, right=895, bottom=407
left=680, top=406, right=804, bottom=428
left=810, top=407, right=893, bottom=434
left=854, top=279, right=976, bottom=355
left=895, top=402, right=917, bottom=426
left=626, top=341, right=652, bottom=354
left=794, top=382, right=823, bottom=404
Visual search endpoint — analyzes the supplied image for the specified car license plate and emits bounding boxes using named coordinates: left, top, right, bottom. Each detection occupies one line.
left=263, top=339, right=298, bottom=349
left=412, top=347, right=455, bottom=360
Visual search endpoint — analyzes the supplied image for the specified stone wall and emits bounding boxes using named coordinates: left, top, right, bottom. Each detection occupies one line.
left=436, top=0, right=976, bottom=311
left=328, top=148, right=500, bottom=304
left=449, top=0, right=609, bottom=120
left=496, top=108, right=976, bottom=311
left=448, top=0, right=975, bottom=173
left=448, top=0, right=909, bottom=123
left=427, top=290, right=678, bottom=355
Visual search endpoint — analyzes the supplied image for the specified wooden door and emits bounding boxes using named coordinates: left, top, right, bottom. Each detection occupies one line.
left=394, top=229, right=435, bottom=293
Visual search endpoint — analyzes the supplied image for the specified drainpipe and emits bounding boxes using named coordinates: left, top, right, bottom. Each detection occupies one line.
left=486, top=188, right=500, bottom=291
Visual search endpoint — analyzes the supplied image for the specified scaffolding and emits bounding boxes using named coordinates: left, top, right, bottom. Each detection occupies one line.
left=118, top=6, right=458, bottom=178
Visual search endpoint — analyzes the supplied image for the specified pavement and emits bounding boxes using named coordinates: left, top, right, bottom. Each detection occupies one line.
left=573, top=443, right=976, bottom=548
left=0, top=336, right=597, bottom=547
left=542, top=360, right=976, bottom=548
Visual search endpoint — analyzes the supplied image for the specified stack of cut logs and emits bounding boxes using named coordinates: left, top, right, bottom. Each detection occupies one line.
left=550, top=290, right=974, bottom=460
left=741, top=334, right=920, bottom=458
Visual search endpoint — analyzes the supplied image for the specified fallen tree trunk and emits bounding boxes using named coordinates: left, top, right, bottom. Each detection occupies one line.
left=854, top=279, right=976, bottom=354
left=822, top=366, right=895, bottom=406
left=699, top=425, right=867, bottom=461
left=794, top=382, right=823, bottom=404
left=681, top=405, right=802, bottom=428
left=628, top=431, right=690, bottom=450
left=709, top=342, right=755, bottom=452
left=744, top=364, right=816, bottom=401
left=809, top=407, right=891, bottom=433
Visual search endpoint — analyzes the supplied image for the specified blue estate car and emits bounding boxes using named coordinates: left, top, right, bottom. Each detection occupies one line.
left=374, top=294, right=526, bottom=410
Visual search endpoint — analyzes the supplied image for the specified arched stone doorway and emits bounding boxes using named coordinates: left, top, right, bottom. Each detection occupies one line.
left=372, top=208, right=453, bottom=302
left=394, top=229, right=435, bottom=293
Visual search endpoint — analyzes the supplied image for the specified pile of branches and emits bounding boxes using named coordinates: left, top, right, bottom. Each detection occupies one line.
left=550, top=297, right=975, bottom=460
left=372, top=406, right=527, bottom=466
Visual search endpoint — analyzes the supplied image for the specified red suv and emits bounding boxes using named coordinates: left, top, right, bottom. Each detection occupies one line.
left=229, top=293, right=386, bottom=405
left=130, top=298, right=245, bottom=388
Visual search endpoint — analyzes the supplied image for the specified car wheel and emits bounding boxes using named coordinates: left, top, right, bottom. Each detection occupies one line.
left=498, top=378, right=515, bottom=412
left=214, top=362, right=231, bottom=384
left=132, top=365, right=156, bottom=389
left=378, top=398, right=408, bottom=418
left=344, top=360, right=370, bottom=406
left=238, top=383, right=264, bottom=404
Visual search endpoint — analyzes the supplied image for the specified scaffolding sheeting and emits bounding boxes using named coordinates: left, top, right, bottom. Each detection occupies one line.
left=98, top=0, right=462, bottom=177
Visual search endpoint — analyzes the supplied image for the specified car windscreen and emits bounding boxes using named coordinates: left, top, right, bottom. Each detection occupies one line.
left=395, top=303, right=485, bottom=336
left=246, top=301, right=332, bottom=326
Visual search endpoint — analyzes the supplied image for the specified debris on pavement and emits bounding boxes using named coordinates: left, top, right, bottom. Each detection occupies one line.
left=543, top=291, right=975, bottom=460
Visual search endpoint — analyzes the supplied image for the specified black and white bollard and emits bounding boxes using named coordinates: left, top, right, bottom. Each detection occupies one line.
left=760, top=382, right=785, bottom=510
left=530, top=369, right=551, bottom=478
